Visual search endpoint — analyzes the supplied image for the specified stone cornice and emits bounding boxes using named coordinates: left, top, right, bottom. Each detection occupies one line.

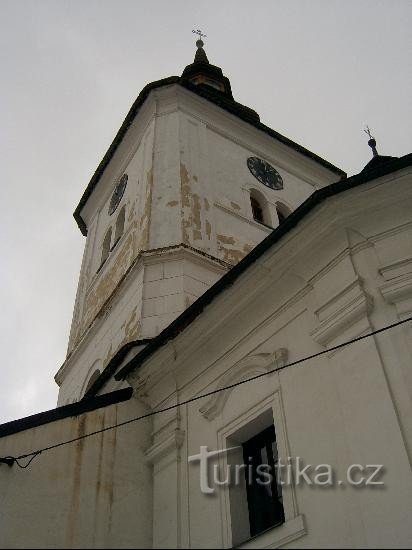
left=380, top=274, right=412, bottom=305
left=311, top=279, right=374, bottom=348
left=145, top=429, right=185, bottom=464
left=56, top=244, right=227, bottom=386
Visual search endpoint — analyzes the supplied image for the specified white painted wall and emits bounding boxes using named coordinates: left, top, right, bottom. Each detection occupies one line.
left=58, top=84, right=339, bottom=406
left=0, top=398, right=153, bottom=549
left=1, top=163, right=411, bottom=549
left=124, top=166, right=412, bottom=548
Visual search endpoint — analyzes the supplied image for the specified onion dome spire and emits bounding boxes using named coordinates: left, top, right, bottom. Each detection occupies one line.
left=181, top=30, right=233, bottom=99
left=192, top=29, right=209, bottom=64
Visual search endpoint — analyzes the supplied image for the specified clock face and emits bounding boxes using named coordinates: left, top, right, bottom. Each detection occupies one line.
left=108, top=173, right=128, bottom=215
left=247, top=157, right=283, bottom=190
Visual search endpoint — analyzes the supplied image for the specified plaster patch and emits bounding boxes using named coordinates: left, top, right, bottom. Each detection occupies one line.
left=206, top=220, right=212, bottom=239
left=217, top=234, right=235, bottom=245
left=82, top=233, right=134, bottom=333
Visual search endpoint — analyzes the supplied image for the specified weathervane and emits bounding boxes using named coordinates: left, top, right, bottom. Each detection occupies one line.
left=192, top=29, right=207, bottom=48
left=364, top=125, right=379, bottom=157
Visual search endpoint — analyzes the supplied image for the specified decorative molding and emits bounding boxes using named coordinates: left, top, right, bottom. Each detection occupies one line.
left=311, top=280, right=373, bottom=348
left=380, top=274, right=412, bottom=305
left=145, top=429, right=185, bottom=464
left=379, top=258, right=412, bottom=309
left=199, top=350, right=288, bottom=421
left=379, top=257, right=412, bottom=281
left=370, top=221, right=412, bottom=245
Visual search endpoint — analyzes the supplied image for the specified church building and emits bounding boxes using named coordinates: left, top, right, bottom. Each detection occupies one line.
left=1, top=38, right=412, bottom=549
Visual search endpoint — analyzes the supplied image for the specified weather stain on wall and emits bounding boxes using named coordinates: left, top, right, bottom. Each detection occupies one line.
left=106, top=406, right=118, bottom=535
left=136, top=168, right=153, bottom=253
left=180, top=163, right=191, bottom=209
left=93, top=413, right=106, bottom=543
left=167, top=200, right=178, bottom=207
left=78, top=168, right=153, bottom=340
left=66, top=415, right=87, bottom=546
left=217, top=234, right=235, bottom=245
left=119, top=311, right=141, bottom=350
left=217, top=234, right=251, bottom=265
left=127, top=200, right=137, bottom=223
left=206, top=220, right=212, bottom=239
left=180, top=163, right=192, bottom=244
left=180, top=162, right=214, bottom=251
left=82, top=233, right=134, bottom=334
left=192, top=193, right=201, bottom=232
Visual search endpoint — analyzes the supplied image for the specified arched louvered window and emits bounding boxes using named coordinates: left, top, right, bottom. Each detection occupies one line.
left=250, top=190, right=271, bottom=227
left=100, top=227, right=112, bottom=268
left=276, top=203, right=291, bottom=225
left=251, top=196, right=264, bottom=224
left=84, top=369, right=101, bottom=397
left=113, top=206, right=126, bottom=248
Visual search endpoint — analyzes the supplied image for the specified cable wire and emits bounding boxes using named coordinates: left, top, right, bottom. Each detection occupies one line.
left=2, top=315, right=411, bottom=469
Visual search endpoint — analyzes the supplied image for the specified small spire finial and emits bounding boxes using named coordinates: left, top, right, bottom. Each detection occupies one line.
left=364, top=125, right=379, bottom=157
left=192, top=29, right=207, bottom=49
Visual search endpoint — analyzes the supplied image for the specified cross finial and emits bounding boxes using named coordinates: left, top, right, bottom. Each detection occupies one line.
left=364, top=125, right=374, bottom=140
left=192, top=29, right=207, bottom=49
left=192, top=29, right=207, bottom=41
left=364, top=125, right=379, bottom=157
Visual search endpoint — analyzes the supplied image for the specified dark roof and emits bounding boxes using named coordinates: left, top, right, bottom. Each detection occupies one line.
left=181, top=43, right=234, bottom=100
left=361, top=154, right=398, bottom=173
left=0, top=387, right=133, bottom=439
left=115, top=153, right=412, bottom=382
left=83, top=338, right=152, bottom=398
left=74, top=76, right=346, bottom=235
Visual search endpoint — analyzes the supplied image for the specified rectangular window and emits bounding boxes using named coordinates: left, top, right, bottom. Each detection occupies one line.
left=242, top=425, right=285, bottom=538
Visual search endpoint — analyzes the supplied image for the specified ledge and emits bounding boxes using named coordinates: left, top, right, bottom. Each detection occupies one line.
left=237, top=514, right=306, bottom=549
left=0, top=387, right=133, bottom=439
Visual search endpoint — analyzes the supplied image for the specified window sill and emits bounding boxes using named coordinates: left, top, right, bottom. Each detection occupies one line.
left=236, top=514, right=305, bottom=549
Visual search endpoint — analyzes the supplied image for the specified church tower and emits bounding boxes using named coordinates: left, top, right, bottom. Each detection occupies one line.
left=55, top=38, right=345, bottom=405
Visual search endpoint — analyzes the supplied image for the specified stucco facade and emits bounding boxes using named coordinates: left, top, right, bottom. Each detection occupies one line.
left=56, top=81, right=340, bottom=406
left=1, top=44, right=411, bottom=549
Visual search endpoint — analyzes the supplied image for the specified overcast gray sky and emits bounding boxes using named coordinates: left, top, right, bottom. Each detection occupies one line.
left=0, top=0, right=411, bottom=424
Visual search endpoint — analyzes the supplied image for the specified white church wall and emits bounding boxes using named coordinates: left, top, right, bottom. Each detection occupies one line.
left=61, top=84, right=338, bottom=405
left=125, top=169, right=412, bottom=548
left=56, top=264, right=145, bottom=405
left=0, top=397, right=153, bottom=549
left=67, top=114, right=156, bottom=354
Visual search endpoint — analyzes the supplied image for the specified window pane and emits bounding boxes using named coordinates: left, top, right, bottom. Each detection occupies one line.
left=242, top=425, right=285, bottom=538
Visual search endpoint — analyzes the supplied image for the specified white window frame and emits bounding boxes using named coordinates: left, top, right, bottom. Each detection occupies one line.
left=216, top=391, right=305, bottom=548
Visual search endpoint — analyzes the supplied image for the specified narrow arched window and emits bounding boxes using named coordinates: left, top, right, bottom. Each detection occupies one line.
left=251, top=197, right=264, bottom=223
left=276, top=203, right=290, bottom=225
left=100, top=227, right=112, bottom=268
left=250, top=190, right=271, bottom=226
left=84, top=369, right=101, bottom=397
left=113, top=206, right=126, bottom=248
